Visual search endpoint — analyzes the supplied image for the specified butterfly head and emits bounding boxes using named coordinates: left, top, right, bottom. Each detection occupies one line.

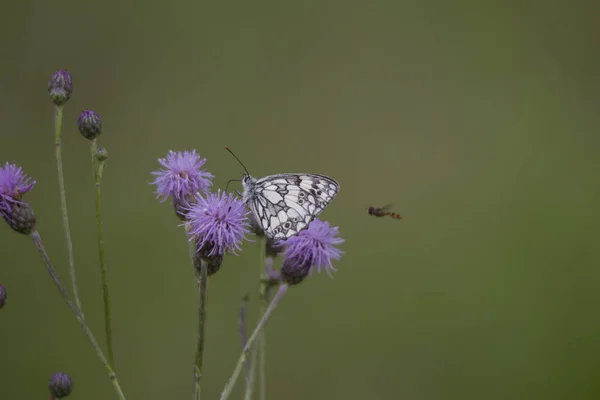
left=240, top=174, right=257, bottom=203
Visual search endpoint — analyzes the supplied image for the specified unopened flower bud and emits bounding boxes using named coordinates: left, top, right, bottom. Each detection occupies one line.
left=280, top=257, right=312, bottom=285
left=173, top=194, right=195, bottom=222
left=194, top=251, right=223, bottom=276
left=48, top=70, right=73, bottom=106
left=0, top=284, right=6, bottom=310
left=3, top=202, right=36, bottom=235
left=77, top=110, right=102, bottom=140
left=95, top=148, right=108, bottom=162
left=48, top=372, right=72, bottom=398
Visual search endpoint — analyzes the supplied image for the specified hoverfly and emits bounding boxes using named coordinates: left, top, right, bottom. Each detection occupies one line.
left=368, top=204, right=403, bottom=220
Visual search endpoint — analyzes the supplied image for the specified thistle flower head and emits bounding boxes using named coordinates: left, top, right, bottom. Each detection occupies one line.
left=151, top=150, right=213, bottom=203
left=281, top=219, right=344, bottom=285
left=48, top=372, right=72, bottom=398
left=0, top=163, right=36, bottom=234
left=48, top=69, right=73, bottom=106
left=187, top=190, right=250, bottom=259
left=0, top=284, right=6, bottom=310
left=77, top=109, right=102, bottom=140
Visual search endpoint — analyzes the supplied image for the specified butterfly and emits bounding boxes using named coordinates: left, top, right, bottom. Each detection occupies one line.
left=226, top=148, right=340, bottom=240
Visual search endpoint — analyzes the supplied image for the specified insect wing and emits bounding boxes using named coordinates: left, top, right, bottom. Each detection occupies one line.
left=252, top=173, right=339, bottom=240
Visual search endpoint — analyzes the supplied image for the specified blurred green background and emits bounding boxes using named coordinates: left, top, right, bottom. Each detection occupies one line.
left=1, top=1, right=598, bottom=399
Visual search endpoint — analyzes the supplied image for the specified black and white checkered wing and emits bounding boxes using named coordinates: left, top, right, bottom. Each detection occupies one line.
left=251, top=173, right=339, bottom=240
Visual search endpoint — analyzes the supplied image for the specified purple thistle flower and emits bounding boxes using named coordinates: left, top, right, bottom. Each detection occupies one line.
left=0, top=162, right=35, bottom=210
left=187, top=190, right=250, bottom=259
left=0, top=163, right=37, bottom=235
left=151, top=150, right=213, bottom=203
left=0, top=163, right=35, bottom=203
left=281, top=219, right=344, bottom=284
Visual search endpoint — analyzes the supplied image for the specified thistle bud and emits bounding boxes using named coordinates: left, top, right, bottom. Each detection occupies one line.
left=2, top=202, right=36, bottom=235
left=48, top=372, right=72, bottom=398
left=194, top=251, right=223, bottom=276
left=173, top=193, right=195, bottom=222
left=280, top=257, right=312, bottom=285
left=77, top=110, right=102, bottom=140
left=48, top=70, right=73, bottom=106
left=95, top=148, right=108, bottom=162
left=0, top=284, right=6, bottom=310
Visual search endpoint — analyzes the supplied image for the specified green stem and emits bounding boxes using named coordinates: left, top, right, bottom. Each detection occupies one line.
left=258, top=287, right=268, bottom=400
left=193, top=258, right=209, bottom=400
left=244, top=237, right=267, bottom=400
left=245, top=342, right=259, bottom=400
left=31, top=231, right=127, bottom=400
left=91, top=139, right=115, bottom=370
left=220, top=284, right=288, bottom=400
left=239, top=294, right=250, bottom=383
left=54, top=104, right=82, bottom=314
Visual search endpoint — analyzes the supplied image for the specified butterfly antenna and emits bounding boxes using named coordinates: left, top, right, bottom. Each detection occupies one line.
left=224, top=147, right=251, bottom=176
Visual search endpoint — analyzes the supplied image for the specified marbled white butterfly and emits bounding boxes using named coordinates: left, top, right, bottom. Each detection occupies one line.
left=226, top=148, right=340, bottom=240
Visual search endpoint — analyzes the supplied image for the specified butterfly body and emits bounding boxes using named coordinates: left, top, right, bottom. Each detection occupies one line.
left=242, top=173, right=340, bottom=240
left=368, top=205, right=403, bottom=220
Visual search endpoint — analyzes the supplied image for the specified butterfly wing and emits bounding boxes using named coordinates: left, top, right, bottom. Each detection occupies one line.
left=251, top=173, right=340, bottom=240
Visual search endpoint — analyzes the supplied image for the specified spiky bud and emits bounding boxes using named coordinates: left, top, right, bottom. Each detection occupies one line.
left=194, top=251, right=223, bottom=276
left=95, top=148, right=108, bottom=162
left=48, top=372, right=72, bottom=398
left=48, top=70, right=73, bottom=106
left=3, top=202, right=36, bottom=235
left=77, top=110, right=102, bottom=140
left=173, top=194, right=195, bottom=222
left=0, top=284, right=6, bottom=310
left=280, top=258, right=311, bottom=285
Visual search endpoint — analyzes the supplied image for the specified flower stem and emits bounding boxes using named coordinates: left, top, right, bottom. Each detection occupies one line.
left=244, top=236, right=266, bottom=400
left=258, top=243, right=268, bottom=400
left=31, top=231, right=127, bottom=400
left=245, top=341, right=259, bottom=400
left=193, top=258, right=209, bottom=400
left=258, top=293, right=268, bottom=400
left=54, top=104, right=82, bottom=314
left=220, top=284, right=288, bottom=400
left=91, top=139, right=115, bottom=370
left=239, top=294, right=250, bottom=382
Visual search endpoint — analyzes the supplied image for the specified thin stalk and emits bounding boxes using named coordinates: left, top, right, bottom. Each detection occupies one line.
left=245, top=342, right=259, bottom=400
left=239, top=294, right=250, bottom=382
left=31, top=231, right=127, bottom=400
left=220, top=284, right=288, bottom=400
left=193, top=258, right=209, bottom=400
left=258, top=292, right=267, bottom=400
left=244, top=236, right=267, bottom=400
left=91, top=139, right=115, bottom=369
left=54, top=104, right=82, bottom=313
